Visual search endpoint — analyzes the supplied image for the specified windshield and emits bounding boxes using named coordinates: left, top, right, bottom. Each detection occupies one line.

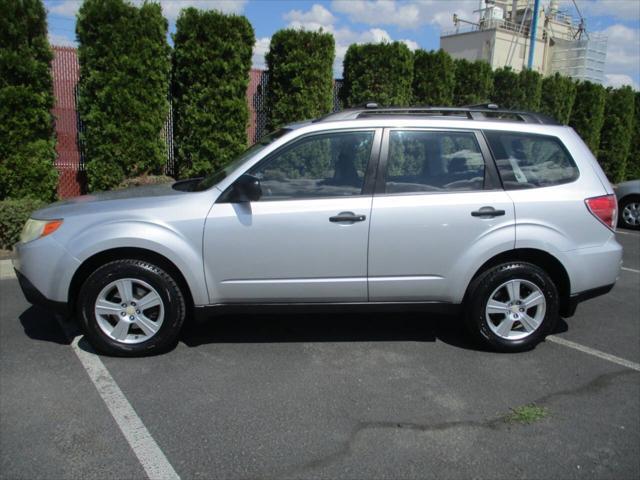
left=194, top=129, right=291, bottom=191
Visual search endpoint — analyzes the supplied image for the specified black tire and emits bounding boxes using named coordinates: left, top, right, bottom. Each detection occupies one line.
left=464, top=262, right=559, bottom=352
left=618, top=196, right=640, bottom=230
left=77, top=259, right=186, bottom=356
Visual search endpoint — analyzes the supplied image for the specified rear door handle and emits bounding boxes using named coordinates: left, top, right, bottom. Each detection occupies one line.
left=329, top=211, right=367, bottom=223
left=471, top=206, right=506, bottom=218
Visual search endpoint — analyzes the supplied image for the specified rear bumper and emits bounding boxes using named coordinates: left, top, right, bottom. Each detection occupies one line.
left=560, top=283, right=614, bottom=318
left=15, top=269, right=69, bottom=316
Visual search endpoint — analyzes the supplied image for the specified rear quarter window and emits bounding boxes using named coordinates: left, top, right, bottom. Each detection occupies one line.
left=484, top=131, right=579, bottom=189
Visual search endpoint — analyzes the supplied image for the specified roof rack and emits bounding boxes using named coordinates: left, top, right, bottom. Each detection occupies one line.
left=315, top=103, right=559, bottom=125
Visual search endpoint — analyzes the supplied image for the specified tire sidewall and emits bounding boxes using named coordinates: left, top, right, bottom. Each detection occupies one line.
left=467, top=262, right=559, bottom=352
left=78, top=260, right=185, bottom=356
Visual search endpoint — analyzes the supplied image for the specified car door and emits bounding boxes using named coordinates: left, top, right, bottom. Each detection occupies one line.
left=367, top=128, right=515, bottom=303
left=203, top=128, right=381, bottom=303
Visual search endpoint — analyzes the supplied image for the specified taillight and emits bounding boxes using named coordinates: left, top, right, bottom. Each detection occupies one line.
left=585, top=194, right=617, bottom=230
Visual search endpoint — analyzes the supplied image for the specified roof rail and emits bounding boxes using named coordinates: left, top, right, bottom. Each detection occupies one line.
left=315, top=105, right=560, bottom=125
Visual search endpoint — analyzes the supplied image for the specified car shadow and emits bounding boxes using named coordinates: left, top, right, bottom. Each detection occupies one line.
left=19, top=306, right=70, bottom=346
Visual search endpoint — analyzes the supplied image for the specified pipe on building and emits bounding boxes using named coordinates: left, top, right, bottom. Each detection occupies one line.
left=527, top=0, right=540, bottom=69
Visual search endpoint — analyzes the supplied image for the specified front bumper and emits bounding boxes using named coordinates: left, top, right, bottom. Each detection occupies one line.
left=15, top=269, right=69, bottom=316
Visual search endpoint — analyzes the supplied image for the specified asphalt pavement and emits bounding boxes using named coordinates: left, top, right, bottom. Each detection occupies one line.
left=1, top=231, right=638, bottom=480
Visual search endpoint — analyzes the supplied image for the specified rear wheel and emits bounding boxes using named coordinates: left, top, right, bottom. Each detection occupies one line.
left=618, top=196, right=640, bottom=230
left=465, top=262, right=558, bottom=352
left=78, top=259, right=186, bottom=356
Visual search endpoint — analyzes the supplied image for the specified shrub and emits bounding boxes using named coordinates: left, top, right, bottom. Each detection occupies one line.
left=341, top=42, right=413, bottom=107
left=453, top=58, right=493, bottom=106
left=0, top=0, right=57, bottom=202
left=628, top=92, right=640, bottom=180
left=491, top=67, right=541, bottom=110
left=76, top=0, right=171, bottom=191
left=412, top=49, right=455, bottom=106
left=266, top=29, right=335, bottom=130
left=0, top=198, right=47, bottom=249
left=569, top=81, right=606, bottom=156
left=172, top=8, right=254, bottom=179
left=598, top=86, right=635, bottom=183
left=116, top=174, right=174, bottom=190
left=539, top=73, right=577, bottom=124
left=517, top=69, right=542, bottom=110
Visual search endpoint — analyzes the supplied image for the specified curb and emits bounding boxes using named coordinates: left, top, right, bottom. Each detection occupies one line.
left=0, top=259, right=16, bottom=279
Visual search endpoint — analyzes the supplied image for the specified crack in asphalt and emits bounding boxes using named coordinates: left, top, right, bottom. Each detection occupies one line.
left=272, top=369, right=639, bottom=478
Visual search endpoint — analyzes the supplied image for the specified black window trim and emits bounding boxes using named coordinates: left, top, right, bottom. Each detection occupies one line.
left=218, top=127, right=383, bottom=203
left=374, top=127, right=502, bottom=197
left=481, top=129, right=580, bottom=190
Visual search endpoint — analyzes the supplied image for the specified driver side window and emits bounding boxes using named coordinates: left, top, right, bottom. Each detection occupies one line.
left=249, top=131, right=374, bottom=200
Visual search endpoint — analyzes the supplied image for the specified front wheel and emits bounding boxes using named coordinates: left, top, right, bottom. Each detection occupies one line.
left=465, top=262, right=559, bottom=352
left=77, top=259, right=186, bottom=356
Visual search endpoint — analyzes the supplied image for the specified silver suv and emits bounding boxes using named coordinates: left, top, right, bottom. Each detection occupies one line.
left=13, top=106, right=622, bottom=356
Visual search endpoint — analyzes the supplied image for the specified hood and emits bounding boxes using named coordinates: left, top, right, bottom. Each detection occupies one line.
left=32, top=182, right=197, bottom=219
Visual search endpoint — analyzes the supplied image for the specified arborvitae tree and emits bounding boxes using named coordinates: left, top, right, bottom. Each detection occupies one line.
left=517, top=69, right=542, bottom=110
left=266, top=29, right=334, bottom=130
left=539, top=73, right=577, bottom=124
left=628, top=92, right=640, bottom=180
left=0, top=0, right=57, bottom=201
left=491, top=67, right=522, bottom=108
left=598, top=86, right=635, bottom=183
left=452, top=58, right=493, bottom=106
left=341, top=42, right=413, bottom=107
left=172, top=8, right=254, bottom=178
left=569, top=81, right=606, bottom=156
left=412, top=49, right=455, bottom=106
left=76, top=0, right=170, bottom=191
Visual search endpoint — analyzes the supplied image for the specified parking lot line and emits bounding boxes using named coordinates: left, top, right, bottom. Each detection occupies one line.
left=621, top=266, right=640, bottom=274
left=547, top=335, right=640, bottom=372
left=616, top=230, right=640, bottom=237
left=55, top=317, right=181, bottom=480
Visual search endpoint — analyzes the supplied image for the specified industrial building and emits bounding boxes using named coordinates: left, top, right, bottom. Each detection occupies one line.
left=440, top=0, right=607, bottom=84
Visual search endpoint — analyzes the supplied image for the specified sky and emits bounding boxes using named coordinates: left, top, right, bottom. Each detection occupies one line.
left=45, top=0, right=640, bottom=88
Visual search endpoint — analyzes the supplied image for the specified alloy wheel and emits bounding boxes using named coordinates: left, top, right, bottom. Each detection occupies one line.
left=485, top=279, right=546, bottom=340
left=622, top=201, right=639, bottom=227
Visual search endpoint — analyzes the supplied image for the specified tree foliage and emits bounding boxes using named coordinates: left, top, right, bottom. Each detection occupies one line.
left=517, top=69, right=542, bottom=110
left=598, top=86, right=635, bottom=183
left=628, top=92, right=640, bottom=180
left=569, top=81, right=606, bottom=156
left=341, top=42, right=413, bottom=107
left=452, top=58, right=493, bottom=106
left=172, top=8, right=254, bottom=179
left=76, top=0, right=170, bottom=191
left=0, top=0, right=57, bottom=201
left=491, top=67, right=541, bottom=110
left=539, top=73, right=577, bottom=124
left=412, top=49, right=455, bottom=106
left=266, top=28, right=335, bottom=130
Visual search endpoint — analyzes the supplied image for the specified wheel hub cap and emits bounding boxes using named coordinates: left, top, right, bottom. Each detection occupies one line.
left=485, top=279, right=546, bottom=340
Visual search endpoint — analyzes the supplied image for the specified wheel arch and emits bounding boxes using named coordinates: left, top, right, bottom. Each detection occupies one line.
left=464, top=248, right=572, bottom=316
left=68, top=247, right=194, bottom=316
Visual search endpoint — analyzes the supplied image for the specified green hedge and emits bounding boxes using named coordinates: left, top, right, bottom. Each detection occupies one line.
left=517, top=69, right=542, bottom=110
left=569, top=81, right=606, bottom=156
left=172, top=8, right=254, bottom=178
left=599, top=86, right=635, bottom=183
left=539, top=73, right=577, bottom=124
left=490, top=67, right=541, bottom=110
left=453, top=59, right=493, bottom=106
left=341, top=42, right=413, bottom=107
left=629, top=92, right=640, bottom=180
left=412, top=49, right=455, bottom=106
left=76, top=0, right=170, bottom=191
left=0, top=0, right=57, bottom=202
left=266, top=29, right=334, bottom=130
left=0, top=198, right=46, bottom=249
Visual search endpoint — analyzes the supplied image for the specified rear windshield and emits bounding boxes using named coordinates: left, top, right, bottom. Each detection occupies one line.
left=484, top=131, right=579, bottom=189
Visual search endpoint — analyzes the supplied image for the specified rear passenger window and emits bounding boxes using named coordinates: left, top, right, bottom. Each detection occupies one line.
left=385, top=130, right=485, bottom=194
left=484, top=131, right=578, bottom=189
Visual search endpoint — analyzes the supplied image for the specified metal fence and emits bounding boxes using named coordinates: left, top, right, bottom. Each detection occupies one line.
left=51, top=46, right=344, bottom=195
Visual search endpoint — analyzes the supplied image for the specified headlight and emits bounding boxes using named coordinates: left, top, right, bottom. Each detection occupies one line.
left=19, top=218, right=63, bottom=244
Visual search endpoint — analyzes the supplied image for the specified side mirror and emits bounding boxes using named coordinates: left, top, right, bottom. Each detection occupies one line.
left=231, top=174, right=262, bottom=202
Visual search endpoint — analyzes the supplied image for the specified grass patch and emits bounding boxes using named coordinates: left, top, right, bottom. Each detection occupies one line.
left=506, top=404, right=549, bottom=424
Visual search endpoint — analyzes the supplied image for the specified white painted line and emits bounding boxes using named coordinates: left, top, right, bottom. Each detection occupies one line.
left=547, top=335, right=640, bottom=372
left=616, top=230, right=640, bottom=237
left=0, top=259, right=15, bottom=279
left=621, top=266, right=640, bottom=274
left=56, top=317, right=180, bottom=480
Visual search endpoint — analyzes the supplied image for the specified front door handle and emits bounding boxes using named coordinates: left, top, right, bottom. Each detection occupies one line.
left=471, top=206, right=506, bottom=218
left=329, top=211, right=367, bottom=223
